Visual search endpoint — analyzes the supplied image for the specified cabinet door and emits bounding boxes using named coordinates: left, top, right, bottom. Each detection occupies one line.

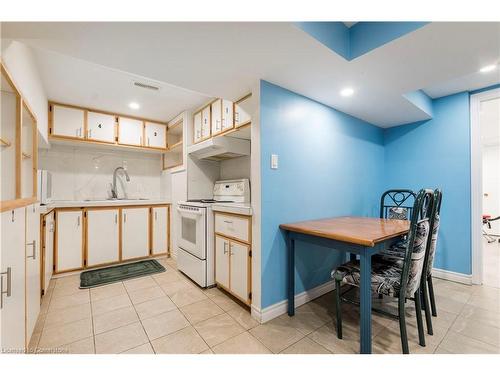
left=1, top=207, right=26, bottom=351
left=234, top=96, right=251, bottom=127
left=25, top=204, right=40, bottom=345
left=211, top=99, right=222, bottom=136
left=52, top=105, right=85, bottom=138
left=229, top=241, right=250, bottom=303
left=145, top=122, right=167, bottom=149
left=55, top=210, right=83, bottom=272
left=201, top=106, right=211, bottom=139
left=215, top=235, right=230, bottom=289
left=152, top=206, right=168, bottom=255
left=43, top=211, right=55, bottom=293
left=87, top=209, right=119, bottom=267
left=122, top=207, right=149, bottom=260
left=87, top=111, right=116, bottom=143
left=193, top=111, right=202, bottom=143
left=221, top=99, right=234, bottom=132
left=118, top=117, right=143, bottom=146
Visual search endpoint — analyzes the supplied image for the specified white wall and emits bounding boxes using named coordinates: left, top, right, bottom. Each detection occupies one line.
left=1, top=40, right=49, bottom=145
left=482, top=145, right=500, bottom=232
left=38, top=144, right=163, bottom=201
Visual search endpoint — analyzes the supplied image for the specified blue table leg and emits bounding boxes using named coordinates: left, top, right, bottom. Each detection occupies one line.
left=359, top=251, right=372, bottom=354
left=287, top=234, right=295, bottom=316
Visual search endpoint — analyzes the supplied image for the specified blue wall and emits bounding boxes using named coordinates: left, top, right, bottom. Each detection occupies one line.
left=383, top=92, right=472, bottom=274
left=260, top=80, right=385, bottom=308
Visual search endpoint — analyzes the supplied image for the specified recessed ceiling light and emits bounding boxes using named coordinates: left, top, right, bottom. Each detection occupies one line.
left=340, top=88, right=354, bottom=97
left=129, top=102, right=140, bottom=110
left=480, top=64, right=497, bottom=73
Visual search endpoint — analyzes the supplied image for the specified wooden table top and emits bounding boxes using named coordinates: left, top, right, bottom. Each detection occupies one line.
left=280, top=216, right=410, bottom=247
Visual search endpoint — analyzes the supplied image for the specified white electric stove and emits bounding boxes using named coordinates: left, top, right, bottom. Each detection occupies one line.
left=176, top=179, right=250, bottom=287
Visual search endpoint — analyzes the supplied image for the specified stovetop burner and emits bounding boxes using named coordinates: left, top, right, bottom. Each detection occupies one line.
left=186, top=199, right=234, bottom=203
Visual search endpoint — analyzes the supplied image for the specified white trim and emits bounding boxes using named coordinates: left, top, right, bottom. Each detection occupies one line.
left=432, top=267, right=472, bottom=285
left=470, top=88, right=500, bottom=285
left=251, top=280, right=335, bottom=323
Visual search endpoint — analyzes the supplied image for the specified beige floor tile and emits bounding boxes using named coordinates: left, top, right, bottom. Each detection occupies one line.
left=180, top=299, right=224, bottom=324
left=170, top=288, right=208, bottom=308
left=459, top=304, right=500, bottom=329
left=52, top=275, right=81, bottom=296
left=208, top=293, right=241, bottom=312
left=93, top=306, right=139, bottom=335
left=49, top=290, right=90, bottom=311
left=141, top=309, right=190, bottom=340
left=434, top=295, right=468, bottom=315
left=90, top=283, right=127, bottom=302
left=280, top=336, right=331, bottom=354
left=159, top=279, right=195, bottom=296
left=439, top=331, right=500, bottom=354
left=128, top=285, right=166, bottom=305
left=39, top=294, right=52, bottom=314
left=121, top=342, right=155, bottom=354
left=38, top=318, right=93, bottom=348
left=203, top=287, right=225, bottom=298
left=227, top=305, right=260, bottom=330
left=450, top=316, right=500, bottom=347
left=467, top=294, right=500, bottom=313
left=91, top=293, right=132, bottom=316
left=472, top=284, right=500, bottom=299
left=194, top=313, right=245, bottom=347
left=95, top=322, right=148, bottom=354
left=152, top=326, right=209, bottom=354
left=308, top=322, right=358, bottom=354
left=123, top=276, right=157, bottom=292
left=134, top=296, right=177, bottom=320
left=249, top=318, right=305, bottom=353
left=44, top=303, right=92, bottom=329
left=277, top=303, right=333, bottom=335
left=28, top=331, right=41, bottom=352
left=200, top=349, right=214, bottom=354
left=152, top=271, right=181, bottom=285
left=58, top=337, right=95, bottom=354
left=33, top=313, right=47, bottom=334
left=51, top=284, right=86, bottom=298
left=213, top=332, right=271, bottom=354
left=434, top=346, right=454, bottom=354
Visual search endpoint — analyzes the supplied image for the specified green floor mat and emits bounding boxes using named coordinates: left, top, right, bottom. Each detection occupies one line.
left=80, top=259, right=165, bottom=288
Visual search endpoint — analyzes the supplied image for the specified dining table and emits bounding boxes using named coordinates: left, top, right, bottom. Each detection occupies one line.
left=280, top=216, right=410, bottom=354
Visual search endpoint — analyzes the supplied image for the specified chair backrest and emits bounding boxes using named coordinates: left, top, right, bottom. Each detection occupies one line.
left=423, top=189, right=443, bottom=278
left=380, top=189, right=416, bottom=220
left=400, top=189, right=434, bottom=298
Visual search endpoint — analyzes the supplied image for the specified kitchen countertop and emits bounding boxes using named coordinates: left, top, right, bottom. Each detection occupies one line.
left=212, top=202, right=252, bottom=216
left=40, top=199, right=171, bottom=213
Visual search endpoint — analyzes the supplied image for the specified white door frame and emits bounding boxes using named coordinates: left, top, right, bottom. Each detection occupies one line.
left=470, top=88, right=500, bottom=285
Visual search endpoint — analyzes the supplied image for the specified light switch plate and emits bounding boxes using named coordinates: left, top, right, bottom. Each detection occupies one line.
left=271, top=154, right=278, bottom=169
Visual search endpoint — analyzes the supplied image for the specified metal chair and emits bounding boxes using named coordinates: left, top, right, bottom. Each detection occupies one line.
left=380, top=189, right=416, bottom=220
left=332, top=189, right=434, bottom=354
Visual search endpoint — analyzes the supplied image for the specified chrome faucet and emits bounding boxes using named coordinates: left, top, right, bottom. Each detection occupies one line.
left=111, top=166, right=130, bottom=199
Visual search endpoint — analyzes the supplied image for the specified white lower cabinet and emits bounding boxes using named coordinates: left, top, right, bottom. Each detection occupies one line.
left=42, top=211, right=55, bottom=294
left=86, top=209, right=119, bottom=266
left=121, top=207, right=150, bottom=260
left=25, top=204, right=40, bottom=346
left=1, top=207, right=27, bottom=351
left=215, top=235, right=251, bottom=305
left=55, top=210, right=83, bottom=272
left=152, top=206, right=169, bottom=255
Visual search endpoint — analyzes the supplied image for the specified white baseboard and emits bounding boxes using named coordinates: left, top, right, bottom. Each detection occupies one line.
left=251, top=280, right=335, bottom=323
left=432, top=267, right=472, bottom=285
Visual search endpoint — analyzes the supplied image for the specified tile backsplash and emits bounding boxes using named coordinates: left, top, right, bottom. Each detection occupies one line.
left=39, top=145, right=163, bottom=201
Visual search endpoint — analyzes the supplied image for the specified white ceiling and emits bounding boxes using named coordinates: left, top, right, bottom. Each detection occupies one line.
left=481, top=97, right=500, bottom=146
left=2, top=22, right=499, bottom=127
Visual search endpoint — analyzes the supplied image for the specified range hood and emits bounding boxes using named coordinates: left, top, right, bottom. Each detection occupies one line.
left=188, top=136, right=250, bottom=161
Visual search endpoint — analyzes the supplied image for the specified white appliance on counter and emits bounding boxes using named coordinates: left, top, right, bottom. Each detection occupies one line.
left=37, top=170, right=52, bottom=204
left=176, top=178, right=250, bottom=287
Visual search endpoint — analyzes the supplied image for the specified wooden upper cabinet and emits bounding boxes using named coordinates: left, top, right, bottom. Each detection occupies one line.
left=145, top=122, right=167, bottom=149
left=234, top=94, right=252, bottom=128
left=51, top=104, right=85, bottom=139
left=87, top=111, right=116, bottom=143
left=118, top=117, right=144, bottom=146
left=21, top=104, right=36, bottom=199
left=221, top=99, right=234, bottom=132
left=193, top=111, right=202, bottom=144
left=211, top=99, right=222, bottom=136
left=201, top=106, right=211, bottom=140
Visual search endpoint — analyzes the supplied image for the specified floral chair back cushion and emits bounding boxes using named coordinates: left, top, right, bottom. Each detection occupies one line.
left=405, top=220, right=430, bottom=297
left=426, top=214, right=440, bottom=277
left=388, top=207, right=410, bottom=220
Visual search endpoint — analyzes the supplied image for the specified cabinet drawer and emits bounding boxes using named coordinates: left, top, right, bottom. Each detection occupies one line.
left=215, top=213, right=250, bottom=243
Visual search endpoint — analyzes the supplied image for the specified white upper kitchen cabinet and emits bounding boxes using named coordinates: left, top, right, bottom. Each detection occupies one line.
left=1, top=207, right=26, bottom=351
left=234, top=95, right=252, bottom=128
left=121, top=207, right=150, bottom=260
left=211, top=99, right=222, bottom=136
left=25, top=204, right=40, bottom=346
left=86, top=209, right=119, bottom=267
left=118, top=117, right=144, bottom=146
left=201, top=106, right=211, bottom=140
left=215, top=235, right=230, bottom=290
left=221, top=99, right=234, bottom=132
left=229, top=241, right=250, bottom=303
left=51, top=104, right=85, bottom=139
left=87, top=111, right=116, bottom=143
left=193, top=111, right=202, bottom=144
left=55, top=210, right=83, bottom=272
left=152, top=206, right=168, bottom=255
left=144, top=122, right=167, bottom=149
